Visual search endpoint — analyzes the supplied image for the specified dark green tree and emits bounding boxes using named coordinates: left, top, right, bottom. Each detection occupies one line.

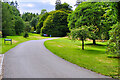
left=68, top=2, right=106, bottom=44
left=41, top=10, right=69, bottom=37
left=30, top=17, right=38, bottom=31
left=55, top=0, right=62, bottom=10
left=55, top=0, right=72, bottom=12
left=60, top=3, right=72, bottom=12
left=36, top=12, right=49, bottom=34
left=22, top=12, right=36, bottom=22
left=24, top=22, right=31, bottom=32
left=2, top=2, right=16, bottom=37
left=107, top=23, right=120, bottom=57
left=11, top=5, right=20, bottom=16
left=106, top=2, right=120, bottom=58
left=15, top=16, right=25, bottom=35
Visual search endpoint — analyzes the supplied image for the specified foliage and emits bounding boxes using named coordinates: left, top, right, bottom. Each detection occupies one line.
left=68, top=2, right=103, bottom=29
left=30, top=27, right=35, bottom=32
left=60, top=3, right=72, bottom=11
left=106, top=2, right=120, bottom=57
left=2, top=2, right=16, bottom=37
left=15, top=16, right=25, bottom=35
left=88, top=25, right=99, bottom=45
left=41, top=10, right=69, bottom=37
left=107, top=23, right=120, bottom=57
left=70, top=26, right=88, bottom=50
left=100, top=2, right=118, bottom=40
left=2, top=2, right=26, bottom=37
left=30, top=17, right=38, bottom=31
left=22, top=12, right=36, bottom=22
left=55, top=0, right=62, bottom=10
left=10, top=1, right=18, bottom=8
left=24, top=22, right=31, bottom=32
left=23, top=32, right=29, bottom=38
left=11, top=5, right=20, bottom=16
left=68, top=2, right=117, bottom=40
left=55, top=0, right=72, bottom=12
left=40, top=9, right=47, bottom=15
left=36, top=12, right=49, bottom=34
left=68, top=2, right=103, bottom=45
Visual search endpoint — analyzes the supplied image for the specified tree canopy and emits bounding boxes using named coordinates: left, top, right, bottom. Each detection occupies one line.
left=2, top=2, right=25, bottom=37
left=2, top=2, right=16, bottom=37
left=55, top=0, right=72, bottom=12
left=70, top=26, right=88, bottom=50
left=41, top=10, right=69, bottom=37
left=36, top=12, right=49, bottom=34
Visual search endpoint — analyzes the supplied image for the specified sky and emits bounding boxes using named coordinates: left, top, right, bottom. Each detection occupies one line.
left=3, top=0, right=76, bottom=14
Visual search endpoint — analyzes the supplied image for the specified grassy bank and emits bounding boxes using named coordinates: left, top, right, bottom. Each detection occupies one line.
left=1, top=33, right=49, bottom=54
left=44, top=37, right=119, bottom=78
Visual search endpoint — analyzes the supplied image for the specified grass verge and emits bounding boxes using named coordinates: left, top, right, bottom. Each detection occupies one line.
left=44, top=37, right=119, bottom=78
left=0, top=33, right=49, bottom=54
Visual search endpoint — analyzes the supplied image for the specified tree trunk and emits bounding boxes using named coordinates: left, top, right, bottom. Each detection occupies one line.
left=93, top=39, right=96, bottom=45
left=82, top=39, right=84, bottom=50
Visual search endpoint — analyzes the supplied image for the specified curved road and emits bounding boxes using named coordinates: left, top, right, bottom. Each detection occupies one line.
left=3, top=38, right=110, bottom=78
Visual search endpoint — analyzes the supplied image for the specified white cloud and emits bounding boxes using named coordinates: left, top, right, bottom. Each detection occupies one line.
left=19, top=0, right=76, bottom=8
left=21, top=3, right=35, bottom=7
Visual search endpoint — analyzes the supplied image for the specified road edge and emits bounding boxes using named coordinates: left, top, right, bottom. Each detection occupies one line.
left=0, top=54, right=4, bottom=80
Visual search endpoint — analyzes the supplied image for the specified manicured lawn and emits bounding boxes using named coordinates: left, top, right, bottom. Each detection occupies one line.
left=1, top=33, right=49, bottom=54
left=44, top=37, right=119, bottom=78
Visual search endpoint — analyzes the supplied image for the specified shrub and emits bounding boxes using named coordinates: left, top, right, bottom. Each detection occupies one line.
left=23, top=32, right=29, bottom=38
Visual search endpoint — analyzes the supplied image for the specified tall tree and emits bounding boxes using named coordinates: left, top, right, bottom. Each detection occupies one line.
left=55, top=0, right=62, bottom=10
left=36, top=12, right=49, bottom=34
left=55, top=1, right=72, bottom=12
left=41, top=10, right=69, bottom=37
left=68, top=2, right=104, bottom=44
left=30, top=17, right=38, bottom=31
left=22, top=12, right=36, bottom=22
left=107, top=2, right=120, bottom=58
left=15, top=16, right=25, bottom=35
left=2, top=2, right=16, bottom=37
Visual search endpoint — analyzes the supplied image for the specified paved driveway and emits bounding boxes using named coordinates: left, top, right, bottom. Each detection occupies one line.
left=3, top=38, right=110, bottom=78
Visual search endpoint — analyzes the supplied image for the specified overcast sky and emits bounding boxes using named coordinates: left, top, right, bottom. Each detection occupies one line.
left=5, top=0, right=76, bottom=14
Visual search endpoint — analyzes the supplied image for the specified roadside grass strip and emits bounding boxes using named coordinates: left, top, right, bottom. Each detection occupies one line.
left=44, top=37, right=119, bottom=78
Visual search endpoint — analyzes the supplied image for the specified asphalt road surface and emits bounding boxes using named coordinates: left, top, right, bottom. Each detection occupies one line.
left=3, top=38, right=110, bottom=78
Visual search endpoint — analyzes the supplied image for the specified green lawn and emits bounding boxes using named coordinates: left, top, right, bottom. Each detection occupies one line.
left=0, top=33, right=49, bottom=54
left=44, top=37, right=119, bottom=78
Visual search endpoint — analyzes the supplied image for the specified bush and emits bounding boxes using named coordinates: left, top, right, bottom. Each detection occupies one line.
left=23, top=32, right=29, bottom=38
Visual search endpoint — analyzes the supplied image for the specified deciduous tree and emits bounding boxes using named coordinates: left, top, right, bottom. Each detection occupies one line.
left=70, top=26, right=88, bottom=50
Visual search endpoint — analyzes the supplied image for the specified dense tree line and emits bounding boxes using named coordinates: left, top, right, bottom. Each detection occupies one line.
left=22, top=12, right=39, bottom=31
left=2, top=2, right=25, bottom=37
